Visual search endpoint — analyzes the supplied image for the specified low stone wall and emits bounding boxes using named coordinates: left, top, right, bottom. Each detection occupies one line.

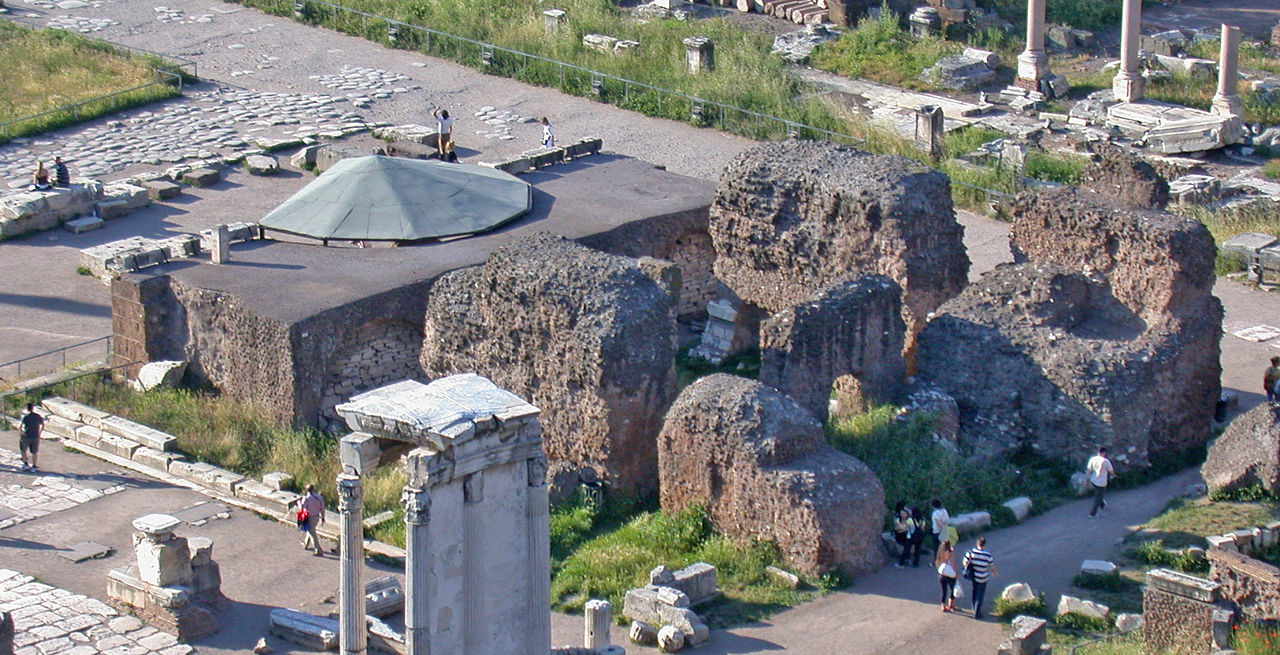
left=1142, top=568, right=1233, bottom=655
left=39, top=396, right=301, bottom=517
left=0, top=182, right=104, bottom=237
left=83, top=222, right=259, bottom=283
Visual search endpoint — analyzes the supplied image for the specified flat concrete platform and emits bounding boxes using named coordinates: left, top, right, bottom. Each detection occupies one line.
left=148, top=154, right=714, bottom=324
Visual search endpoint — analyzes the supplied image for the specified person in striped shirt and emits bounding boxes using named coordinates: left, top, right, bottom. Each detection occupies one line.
left=962, top=537, right=997, bottom=619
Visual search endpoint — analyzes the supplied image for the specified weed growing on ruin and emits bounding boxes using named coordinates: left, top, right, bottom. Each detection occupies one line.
left=811, top=3, right=961, bottom=90
left=1131, top=539, right=1208, bottom=573
left=993, top=594, right=1047, bottom=619
left=827, top=405, right=1074, bottom=526
left=1054, top=611, right=1113, bottom=633
left=1071, top=571, right=1131, bottom=593
left=944, top=125, right=1006, bottom=159
left=1140, top=496, right=1280, bottom=551
left=1025, top=151, right=1086, bottom=185
left=674, top=347, right=759, bottom=390
left=1180, top=200, right=1280, bottom=247
left=549, top=501, right=820, bottom=626
left=0, top=22, right=180, bottom=142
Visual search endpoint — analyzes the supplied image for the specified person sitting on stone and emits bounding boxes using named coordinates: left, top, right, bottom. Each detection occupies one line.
left=30, top=161, right=52, bottom=191
left=53, top=156, right=70, bottom=187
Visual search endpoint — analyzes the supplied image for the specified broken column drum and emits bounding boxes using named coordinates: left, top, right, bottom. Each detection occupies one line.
left=334, top=374, right=550, bottom=655
left=1113, top=0, right=1145, bottom=102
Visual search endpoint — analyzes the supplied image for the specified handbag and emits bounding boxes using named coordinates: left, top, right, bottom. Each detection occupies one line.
left=963, top=560, right=975, bottom=580
left=297, top=507, right=310, bottom=531
left=938, top=562, right=956, bottom=578
left=953, top=583, right=964, bottom=599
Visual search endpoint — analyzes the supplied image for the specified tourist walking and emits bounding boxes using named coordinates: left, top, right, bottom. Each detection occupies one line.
left=892, top=501, right=911, bottom=568
left=540, top=116, right=555, bottom=148
left=53, top=157, right=70, bottom=187
left=935, top=540, right=958, bottom=612
left=19, top=403, right=43, bottom=472
left=1265, top=356, right=1280, bottom=403
left=929, top=498, right=950, bottom=555
left=432, top=106, right=455, bottom=161
left=962, top=537, right=996, bottom=619
left=297, top=484, right=327, bottom=556
left=1086, top=446, right=1116, bottom=518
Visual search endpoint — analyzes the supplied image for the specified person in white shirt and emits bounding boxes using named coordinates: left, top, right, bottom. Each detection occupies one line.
left=929, top=498, right=949, bottom=555
left=1087, top=446, right=1116, bottom=518
left=432, top=106, right=454, bottom=159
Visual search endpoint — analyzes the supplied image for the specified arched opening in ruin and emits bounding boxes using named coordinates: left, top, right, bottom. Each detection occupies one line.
left=660, top=230, right=716, bottom=317
left=319, top=319, right=425, bottom=431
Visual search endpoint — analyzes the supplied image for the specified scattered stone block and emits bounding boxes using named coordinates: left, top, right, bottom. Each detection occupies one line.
left=1080, top=560, right=1117, bottom=576
left=41, top=397, right=112, bottom=427
left=1056, top=594, right=1110, bottom=621
left=181, top=168, right=221, bottom=187
left=1115, top=612, right=1143, bottom=633
left=268, top=609, right=338, bottom=650
left=623, top=587, right=708, bottom=646
left=364, top=575, right=405, bottom=618
left=950, top=511, right=992, bottom=536
left=1206, top=535, right=1237, bottom=552
left=64, top=216, right=104, bottom=233
left=1001, top=583, right=1037, bottom=603
left=245, top=155, right=280, bottom=176
left=97, top=199, right=132, bottom=220
left=1005, top=615, right=1047, bottom=655
left=57, top=541, right=112, bottom=563
left=143, top=180, right=182, bottom=200
left=583, top=34, right=619, bottom=53
left=671, top=562, right=717, bottom=605
left=233, top=479, right=300, bottom=515
left=1002, top=497, right=1033, bottom=522
left=765, top=565, right=800, bottom=589
left=136, top=360, right=187, bottom=391
left=290, top=145, right=322, bottom=169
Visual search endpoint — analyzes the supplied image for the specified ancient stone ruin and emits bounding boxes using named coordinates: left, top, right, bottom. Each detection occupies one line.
left=658, top=373, right=885, bottom=577
left=1202, top=403, right=1280, bottom=496
left=106, top=513, right=221, bottom=640
left=420, top=232, right=677, bottom=495
left=709, top=140, right=969, bottom=353
left=917, top=187, right=1221, bottom=465
left=758, top=275, right=906, bottom=421
left=1079, top=147, right=1170, bottom=210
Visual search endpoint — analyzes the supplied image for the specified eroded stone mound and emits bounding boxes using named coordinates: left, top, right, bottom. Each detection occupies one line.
left=1009, top=187, right=1213, bottom=321
left=759, top=274, right=906, bottom=422
left=1202, top=404, right=1280, bottom=495
left=658, top=374, right=885, bottom=576
left=709, top=140, right=969, bottom=339
left=1079, top=148, right=1170, bottom=210
left=420, top=232, right=677, bottom=493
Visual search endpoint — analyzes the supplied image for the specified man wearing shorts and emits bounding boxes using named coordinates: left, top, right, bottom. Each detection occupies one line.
left=20, top=403, right=44, bottom=472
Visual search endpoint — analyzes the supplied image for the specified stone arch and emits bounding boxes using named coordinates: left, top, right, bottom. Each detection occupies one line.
left=758, top=275, right=906, bottom=424
left=319, top=319, right=424, bottom=430
left=657, top=230, right=716, bottom=317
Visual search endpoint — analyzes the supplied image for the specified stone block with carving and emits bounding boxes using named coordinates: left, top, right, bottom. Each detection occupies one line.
left=630, top=620, right=658, bottom=645
left=659, top=374, right=886, bottom=577
left=364, top=575, right=405, bottom=618
left=269, top=609, right=338, bottom=650
left=657, top=624, right=685, bottom=652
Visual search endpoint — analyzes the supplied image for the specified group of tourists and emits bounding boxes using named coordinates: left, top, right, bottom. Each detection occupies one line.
left=892, top=498, right=996, bottom=618
left=429, top=105, right=554, bottom=162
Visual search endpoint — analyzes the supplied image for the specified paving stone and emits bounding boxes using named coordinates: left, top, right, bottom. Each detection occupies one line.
left=56, top=542, right=113, bottom=563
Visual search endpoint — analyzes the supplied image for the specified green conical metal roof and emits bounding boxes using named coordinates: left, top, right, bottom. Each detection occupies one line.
left=259, top=156, right=531, bottom=242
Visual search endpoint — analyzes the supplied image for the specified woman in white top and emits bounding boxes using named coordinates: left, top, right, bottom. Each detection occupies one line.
left=540, top=116, right=554, bottom=147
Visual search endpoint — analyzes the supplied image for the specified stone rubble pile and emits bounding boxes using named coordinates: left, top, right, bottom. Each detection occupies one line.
left=474, top=105, right=536, bottom=142
left=79, top=221, right=257, bottom=281
left=921, top=47, right=999, bottom=91
left=153, top=6, right=214, bottom=24
left=46, top=13, right=118, bottom=31
left=622, top=564, right=717, bottom=650
left=770, top=24, right=841, bottom=62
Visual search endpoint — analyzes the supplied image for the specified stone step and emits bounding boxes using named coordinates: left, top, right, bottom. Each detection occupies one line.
left=98, top=414, right=178, bottom=452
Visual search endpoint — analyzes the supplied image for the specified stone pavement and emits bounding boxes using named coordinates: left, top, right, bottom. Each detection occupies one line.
left=1, top=569, right=193, bottom=655
left=0, top=445, right=128, bottom=529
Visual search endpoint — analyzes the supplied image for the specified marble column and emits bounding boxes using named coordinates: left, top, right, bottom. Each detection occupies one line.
left=403, top=487, right=432, bottom=655
left=1211, top=24, right=1243, bottom=117
left=1112, top=0, right=1145, bottom=102
left=526, top=456, right=551, bottom=655
left=1015, top=0, right=1049, bottom=86
left=338, top=473, right=366, bottom=655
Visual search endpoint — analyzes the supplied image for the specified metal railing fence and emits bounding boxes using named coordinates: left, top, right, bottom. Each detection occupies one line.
left=0, top=335, right=112, bottom=383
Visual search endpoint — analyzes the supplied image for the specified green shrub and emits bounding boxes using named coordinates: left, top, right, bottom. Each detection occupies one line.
left=994, top=594, right=1048, bottom=619
left=1209, top=484, right=1278, bottom=503
left=1216, top=251, right=1248, bottom=276
left=811, top=2, right=961, bottom=89
left=75, top=266, right=92, bottom=276
left=1132, top=539, right=1207, bottom=573
left=1072, top=571, right=1130, bottom=592
left=1055, top=611, right=1113, bottom=633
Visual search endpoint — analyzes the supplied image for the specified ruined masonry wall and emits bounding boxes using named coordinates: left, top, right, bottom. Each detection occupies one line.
left=319, top=319, right=424, bottom=429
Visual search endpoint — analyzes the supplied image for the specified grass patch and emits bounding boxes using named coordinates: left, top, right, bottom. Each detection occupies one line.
left=1063, top=632, right=1143, bottom=655
left=1072, top=571, right=1132, bottom=593
left=827, top=404, right=1075, bottom=526
left=1131, top=539, right=1207, bottom=573
left=674, top=346, right=759, bottom=390
left=10, top=376, right=406, bottom=533
left=1234, top=623, right=1280, bottom=655
left=1025, top=151, right=1086, bottom=185
left=549, top=502, right=822, bottom=626
left=1263, top=159, right=1280, bottom=181
left=944, top=125, right=1006, bottom=159
left=1055, top=611, right=1113, bottom=633
left=1140, top=496, right=1280, bottom=550
left=993, top=594, right=1048, bottom=619
left=811, top=3, right=961, bottom=90
left=1188, top=40, right=1280, bottom=77
left=0, top=22, right=180, bottom=141
left=1180, top=200, right=1280, bottom=247
left=977, top=0, right=1126, bottom=31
